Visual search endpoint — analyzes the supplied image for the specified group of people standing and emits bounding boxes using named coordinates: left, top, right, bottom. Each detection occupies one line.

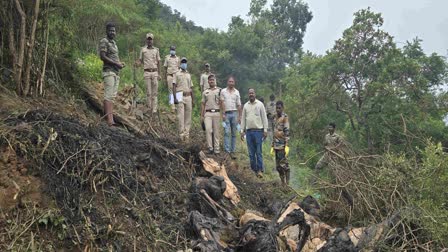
left=98, top=23, right=292, bottom=185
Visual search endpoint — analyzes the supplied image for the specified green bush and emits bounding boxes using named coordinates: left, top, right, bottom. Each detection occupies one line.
left=413, top=142, right=448, bottom=243
left=77, top=53, right=103, bottom=82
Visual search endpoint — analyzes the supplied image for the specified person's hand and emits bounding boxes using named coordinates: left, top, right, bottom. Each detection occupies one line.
left=238, top=118, right=241, bottom=124
left=222, top=113, right=226, bottom=120
left=157, top=75, right=162, bottom=81
left=134, top=60, right=140, bottom=67
left=117, top=62, right=125, bottom=69
left=200, top=115, right=204, bottom=122
left=240, top=132, right=245, bottom=141
left=263, top=131, right=267, bottom=140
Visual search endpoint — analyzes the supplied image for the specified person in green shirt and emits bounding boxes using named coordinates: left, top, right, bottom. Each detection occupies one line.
left=99, top=22, right=125, bottom=126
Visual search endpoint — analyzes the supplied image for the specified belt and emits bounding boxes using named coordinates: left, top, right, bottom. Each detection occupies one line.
left=183, top=92, right=191, bottom=96
left=167, top=73, right=174, bottom=76
left=144, top=68, right=158, bottom=72
left=206, top=109, right=220, bottom=113
left=225, top=110, right=237, bottom=113
left=247, top=129, right=263, bottom=132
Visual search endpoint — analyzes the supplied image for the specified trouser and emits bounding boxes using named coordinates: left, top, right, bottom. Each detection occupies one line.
left=205, top=111, right=221, bottom=152
left=246, top=130, right=264, bottom=173
left=315, top=153, right=329, bottom=170
left=144, top=71, right=158, bottom=112
left=177, top=95, right=192, bottom=140
left=103, top=71, right=120, bottom=102
left=166, top=74, right=175, bottom=110
left=224, top=111, right=238, bottom=153
left=275, top=149, right=290, bottom=185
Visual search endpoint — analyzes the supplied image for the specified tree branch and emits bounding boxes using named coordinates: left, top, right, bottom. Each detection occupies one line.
left=14, top=0, right=26, bottom=95
left=335, top=101, right=357, bottom=130
left=24, top=0, right=41, bottom=96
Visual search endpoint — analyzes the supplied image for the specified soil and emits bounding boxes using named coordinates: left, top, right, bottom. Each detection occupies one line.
left=0, top=146, right=45, bottom=211
left=0, top=85, right=295, bottom=251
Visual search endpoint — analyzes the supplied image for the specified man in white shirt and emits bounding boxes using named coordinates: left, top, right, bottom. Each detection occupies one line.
left=220, top=76, right=242, bottom=159
left=240, top=88, right=269, bottom=177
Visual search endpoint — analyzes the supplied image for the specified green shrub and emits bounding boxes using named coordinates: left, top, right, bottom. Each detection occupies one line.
left=413, top=142, right=448, bottom=243
left=77, top=53, right=103, bottom=82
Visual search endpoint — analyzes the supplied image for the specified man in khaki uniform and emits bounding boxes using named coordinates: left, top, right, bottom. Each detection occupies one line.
left=163, top=45, right=180, bottom=112
left=136, top=33, right=161, bottom=114
left=315, top=122, right=342, bottom=170
left=201, top=74, right=225, bottom=154
left=99, top=22, right=125, bottom=126
left=173, top=57, right=194, bottom=141
left=200, top=63, right=212, bottom=93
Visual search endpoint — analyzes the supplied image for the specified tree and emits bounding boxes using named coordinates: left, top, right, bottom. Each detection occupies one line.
left=246, top=0, right=312, bottom=94
left=270, top=0, right=313, bottom=64
left=330, top=8, right=396, bottom=150
left=327, top=9, right=448, bottom=152
left=2, top=0, right=44, bottom=96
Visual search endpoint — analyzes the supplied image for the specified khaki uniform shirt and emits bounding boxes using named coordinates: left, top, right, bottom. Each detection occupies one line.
left=200, top=72, right=211, bottom=91
left=139, top=46, right=160, bottom=70
left=202, top=88, right=221, bottom=110
left=173, top=70, right=193, bottom=92
left=241, top=99, right=269, bottom=132
left=163, top=55, right=180, bottom=75
left=324, top=133, right=341, bottom=148
left=221, top=88, right=241, bottom=111
left=99, top=37, right=120, bottom=73
left=266, top=101, right=277, bottom=119
left=273, top=112, right=290, bottom=149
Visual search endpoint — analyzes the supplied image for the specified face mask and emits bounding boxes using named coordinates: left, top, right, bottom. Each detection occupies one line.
left=170, top=50, right=176, bottom=55
left=180, top=63, right=187, bottom=70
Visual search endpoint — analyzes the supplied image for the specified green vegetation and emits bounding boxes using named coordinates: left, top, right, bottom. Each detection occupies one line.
left=1, top=0, right=447, bottom=250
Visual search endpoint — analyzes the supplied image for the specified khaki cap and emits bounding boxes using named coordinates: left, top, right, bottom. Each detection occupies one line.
left=146, top=33, right=154, bottom=39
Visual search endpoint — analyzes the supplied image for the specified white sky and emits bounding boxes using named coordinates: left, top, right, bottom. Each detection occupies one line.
left=160, top=0, right=448, bottom=56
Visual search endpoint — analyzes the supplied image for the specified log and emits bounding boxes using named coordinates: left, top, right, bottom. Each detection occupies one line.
left=199, top=151, right=240, bottom=205
left=237, top=198, right=311, bottom=252
left=82, top=84, right=144, bottom=136
left=239, top=210, right=269, bottom=226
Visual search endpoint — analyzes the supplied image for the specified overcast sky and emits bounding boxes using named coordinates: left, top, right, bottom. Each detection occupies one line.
left=160, top=0, right=448, bottom=56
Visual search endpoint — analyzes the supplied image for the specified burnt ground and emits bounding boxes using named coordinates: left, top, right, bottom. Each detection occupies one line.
left=0, top=90, right=293, bottom=251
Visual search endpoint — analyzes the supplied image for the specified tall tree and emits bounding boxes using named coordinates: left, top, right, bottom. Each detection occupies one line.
left=270, top=0, right=313, bottom=64
left=330, top=8, right=395, bottom=150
